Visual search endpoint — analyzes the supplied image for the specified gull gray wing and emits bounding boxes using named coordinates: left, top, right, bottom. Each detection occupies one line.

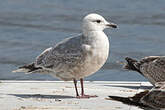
left=141, top=82, right=165, bottom=109
left=124, top=56, right=160, bottom=73
left=12, top=47, right=52, bottom=74
left=124, top=56, right=165, bottom=85
left=140, top=56, right=165, bottom=84
left=35, top=47, right=52, bottom=66
left=35, top=34, right=87, bottom=71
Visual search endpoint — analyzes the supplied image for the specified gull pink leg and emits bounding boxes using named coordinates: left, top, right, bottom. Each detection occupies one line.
left=76, top=78, right=98, bottom=98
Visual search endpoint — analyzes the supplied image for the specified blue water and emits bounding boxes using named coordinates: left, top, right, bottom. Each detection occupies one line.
left=0, top=0, right=165, bottom=81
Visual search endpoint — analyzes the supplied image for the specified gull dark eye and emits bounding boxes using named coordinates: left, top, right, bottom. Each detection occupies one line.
left=96, top=20, right=101, bottom=23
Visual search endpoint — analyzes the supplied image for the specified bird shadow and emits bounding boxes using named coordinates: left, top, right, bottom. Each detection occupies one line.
left=104, top=85, right=153, bottom=90
left=9, top=94, right=75, bottom=99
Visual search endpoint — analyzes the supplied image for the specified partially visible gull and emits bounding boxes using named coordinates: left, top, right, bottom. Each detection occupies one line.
left=13, top=13, right=117, bottom=98
left=107, top=82, right=165, bottom=110
left=124, top=56, right=165, bottom=86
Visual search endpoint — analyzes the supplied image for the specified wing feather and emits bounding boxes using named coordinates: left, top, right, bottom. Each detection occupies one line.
left=140, top=56, right=165, bottom=84
left=35, top=34, right=86, bottom=72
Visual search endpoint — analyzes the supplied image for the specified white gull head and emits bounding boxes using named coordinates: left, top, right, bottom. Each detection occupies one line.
left=82, top=13, right=117, bottom=33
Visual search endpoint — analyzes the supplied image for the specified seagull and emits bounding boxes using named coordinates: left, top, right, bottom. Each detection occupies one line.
left=124, top=56, right=165, bottom=86
left=141, top=82, right=165, bottom=109
left=13, top=13, right=117, bottom=98
left=107, top=82, right=165, bottom=109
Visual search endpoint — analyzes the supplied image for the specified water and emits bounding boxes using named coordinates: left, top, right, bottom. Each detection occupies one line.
left=0, top=0, right=165, bottom=81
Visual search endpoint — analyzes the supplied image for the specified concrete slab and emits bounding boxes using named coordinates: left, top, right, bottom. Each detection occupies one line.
left=0, top=81, right=151, bottom=110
